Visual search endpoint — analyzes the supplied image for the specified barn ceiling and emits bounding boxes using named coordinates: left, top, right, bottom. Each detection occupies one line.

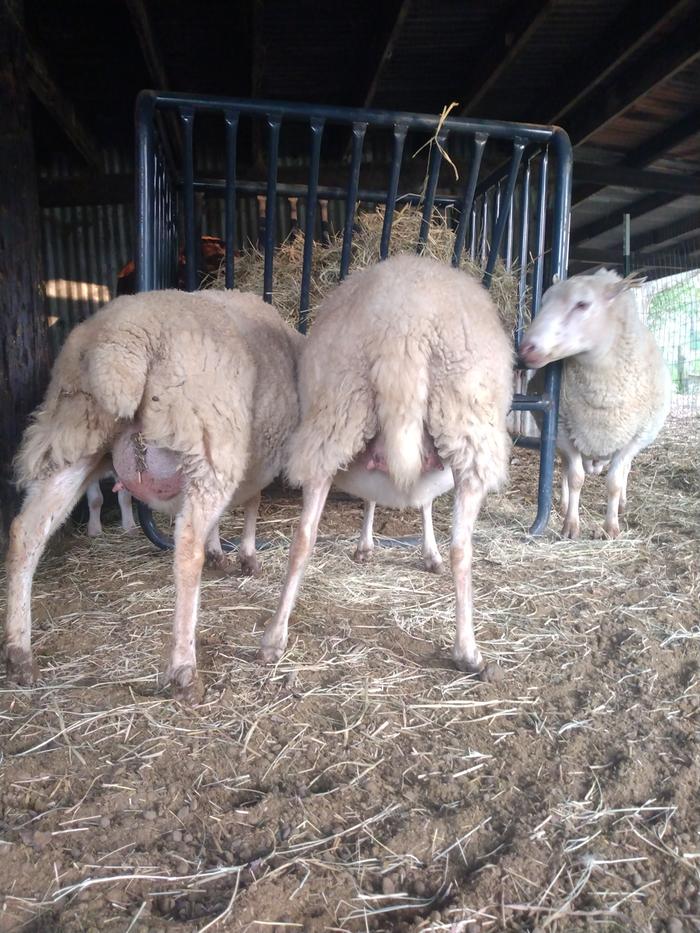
left=21, top=0, right=700, bottom=270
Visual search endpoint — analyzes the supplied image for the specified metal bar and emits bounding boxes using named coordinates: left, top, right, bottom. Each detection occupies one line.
left=417, top=132, right=447, bottom=250
left=452, top=134, right=487, bottom=266
left=139, top=89, right=558, bottom=144
left=135, top=92, right=156, bottom=291
left=516, top=163, right=531, bottom=348
left=483, top=139, right=525, bottom=287
left=480, top=196, right=488, bottom=265
left=469, top=203, right=478, bottom=259
left=531, top=151, right=549, bottom=318
left=193, top=177, right=461, bottom=206
left=529, top=128, right=572, bottom=537
left=224, top=110, right=239, bottom=288
left=623, top=212, right=631, bottom=276
left=263, top=114, right=282, bottom=303
left=136, top=501, right=272, bottom=553
left=380, top=123, right=408, bottom=259
left=180, top=107, right=196, bottom=291
left=340, top=121, right=367, bottom=279
left=505, top=186, right=514, bottom=269
left=299, top=118, right=325, bottom=333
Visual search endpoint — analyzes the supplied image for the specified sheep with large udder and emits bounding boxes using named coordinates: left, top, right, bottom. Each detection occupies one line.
left=261, top=253, right=513, bottom=679
left=519, top=268, right=671, bottom=539
left=5, top=289, right=302, bottom=701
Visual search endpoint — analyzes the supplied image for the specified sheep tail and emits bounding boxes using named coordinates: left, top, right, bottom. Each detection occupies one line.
left=371, top=335, right=429, bottom=490
left=86, top=338, right=149, bottom=420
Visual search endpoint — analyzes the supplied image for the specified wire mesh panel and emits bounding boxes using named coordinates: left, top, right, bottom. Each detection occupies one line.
left=134, top=91, right=572, bottom=545
left=630, top=237, right=700, bottom=419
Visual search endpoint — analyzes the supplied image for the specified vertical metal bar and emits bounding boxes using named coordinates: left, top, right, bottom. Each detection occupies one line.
left=531, top=151, right=549, bottom=317
left=135, top=92, right=156, bottom=291
left=263, top=114, right=282, bottom=303
left=380, top=122, right=408, bottom=260
left=452, top=133, right=487, bottom=266
left=480, top=196, right=489, bottom=266
left=623, top=212, right=631, bottom=277
left=516, top=163, right=531, bottom=349
left=224, top=111, right=239, bottom=288
left=469, top=202, right=478, bottom=260
left=340, top=121, right=367, bottom=279
left=180, top=107, right=196, bottom=291
left=506, top=185, right=514, bottom=269
left=529, top=129, right=573, bottom=537
left=299, top=118, right=325, bottom=333
left=417, top=132, right=447, bottom=250
left=483, top=139, right=525, bottom=288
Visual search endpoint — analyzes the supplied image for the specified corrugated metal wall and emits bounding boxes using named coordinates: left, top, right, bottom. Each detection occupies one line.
left=40, top=147, right=350, bottom=354
left=40, top=151, right=134, bottom=356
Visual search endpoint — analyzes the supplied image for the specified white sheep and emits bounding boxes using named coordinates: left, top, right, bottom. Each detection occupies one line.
left=519, top=268, right=671, bottom=539
left=5, top=289, right=302, bottom=700
left=260, top=254, right=513, bottom=679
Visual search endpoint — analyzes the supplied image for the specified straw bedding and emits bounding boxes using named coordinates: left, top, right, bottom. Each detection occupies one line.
left=0, top=415, right=698, bottom=931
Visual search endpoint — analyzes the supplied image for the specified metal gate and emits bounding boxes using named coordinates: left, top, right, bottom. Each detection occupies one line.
left=133, top=90, right=572, bottom=546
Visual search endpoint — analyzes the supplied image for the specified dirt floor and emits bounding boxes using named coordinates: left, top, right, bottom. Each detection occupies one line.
left=0, top=419, right=698, bottom=933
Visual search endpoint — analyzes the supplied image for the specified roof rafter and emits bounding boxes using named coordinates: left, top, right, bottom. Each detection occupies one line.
left=362, top=0, right=412, bottom=108
left=459, top=0, right=552, bottom=117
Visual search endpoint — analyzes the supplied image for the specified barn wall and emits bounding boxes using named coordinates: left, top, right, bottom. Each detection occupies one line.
left=0, top=0, right=50, bottom=544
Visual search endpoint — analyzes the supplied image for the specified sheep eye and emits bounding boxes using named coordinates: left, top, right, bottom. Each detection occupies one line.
left=573, top=300, right=590, bottom=311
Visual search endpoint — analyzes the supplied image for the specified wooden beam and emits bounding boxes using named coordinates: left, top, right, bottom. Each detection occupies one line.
left=125, top=0, right=169, bottom=88
left=573, top=106, right=700, bottom=206
left=0, top=0, right=51, bottom=542
left=572, top=192, right=682, bottom=245
left=631, top=214, right=700, bottom=253
left=362, top=0, right=412, bottom=108
left=564, top=14, right=700, bottom=147
left=531, top=1, right=696, bottom=125
left=574, top=162, right=700, bottom=196
left=569, top=248, right=623, bottom=266
left=4, top=2, right=103, bottom=168
left=459, top=0, right=553, bottom=116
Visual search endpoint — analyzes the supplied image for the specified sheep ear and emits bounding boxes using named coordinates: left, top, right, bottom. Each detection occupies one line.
left=552, top=273, right=560, bottom=285
left=605, top=271, right=646, bottom=301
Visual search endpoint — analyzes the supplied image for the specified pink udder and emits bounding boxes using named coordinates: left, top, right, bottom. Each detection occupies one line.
left=358, top=431, right=444, bottom=474
left=111, top=424, right=183, bottom=505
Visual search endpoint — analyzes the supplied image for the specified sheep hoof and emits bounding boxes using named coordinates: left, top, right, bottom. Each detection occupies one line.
left=602, top=522, right=620, bottom=540
left=205, top=552, right=237, bottom=576
left=167, top=664, right=204, bottom=704
left=87, top=525, right=102, bottom=538
left=423, top=555, right=444, bottom=575
left=239, top=554, right=262, bottom=577
left=124, top=525, right=141, bottom=537
left=260, top=624, right=286, bottom=664
left=5, top=647, right=38, bottom=686
left=352, top=547, right=373, bottom=564
left=560, top=519, right=580, bottom=540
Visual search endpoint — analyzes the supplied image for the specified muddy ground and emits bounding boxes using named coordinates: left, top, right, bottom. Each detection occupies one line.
left=0, top=421, right=698, bottom=933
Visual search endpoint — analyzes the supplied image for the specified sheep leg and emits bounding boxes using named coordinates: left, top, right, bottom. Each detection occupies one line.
left=118, top=488, right=138, bottom=534
left=421, top=500, right=443, bottom=574
left=261, top=477, right=332, bottom=663
left=618, top=460, right=632, bottom=515
left=559, top=468, right=570, bottom=518
left=204, top=522, right=234, bottom=574
left=559, top=440, right=585, bottom=539
left=238, top=492, right=262, bottom=577
left=353, top=500, right=376, bottom=563
left=603, top=453, right=634, bottom=538
left=86, top=481, right=104, bottom=536
left=167, top=491, right=229, bottom=702
left=5, top=456, right=105, bottom=684
left=451, top=480, right=495, bottom=678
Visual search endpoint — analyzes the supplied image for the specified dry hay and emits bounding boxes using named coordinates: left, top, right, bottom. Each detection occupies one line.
left=205, top=205, right=523, bottom=333
left=0, top=417, right=698, bottom=931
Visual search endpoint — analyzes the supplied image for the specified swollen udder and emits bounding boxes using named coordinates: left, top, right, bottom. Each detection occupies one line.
left=111, top=423, right=183, bottom=510
left=355, top=430, right=445, bottom=474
